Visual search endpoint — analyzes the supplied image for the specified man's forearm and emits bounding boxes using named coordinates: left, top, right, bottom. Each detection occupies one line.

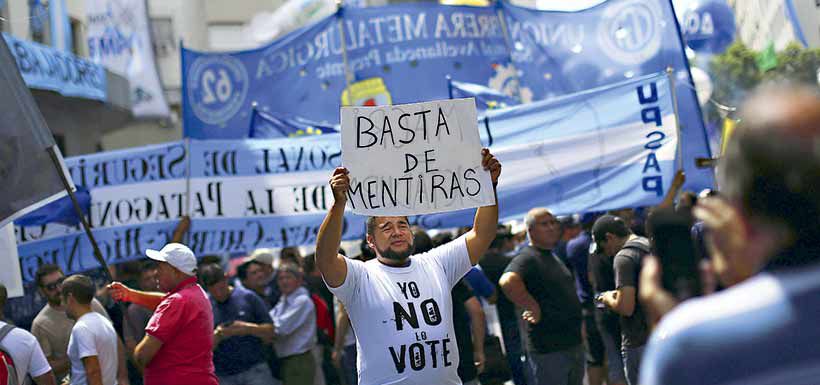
left=467, top=186, right=499, bottom=264
left=245, top=323, right=275, bottom=339
left=500, top=274, right=539, bottom=311
left=127, top=289, right=165, bottom=311
left=334, top=309, right=351, bottom=351
left=316, top=201, right=347, bottom=286
left=469, top=304, right=486, bottom=356
left=47, top=356, right=70, bottom=379
left=474, top=186, right=499, bottom=240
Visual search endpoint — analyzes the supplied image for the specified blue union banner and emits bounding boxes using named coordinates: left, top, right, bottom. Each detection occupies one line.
left=181, top=0, right=713, bottom=190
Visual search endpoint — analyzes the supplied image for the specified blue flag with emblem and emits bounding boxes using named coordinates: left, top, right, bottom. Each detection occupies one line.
left=249, top=107, right=338, bottom=138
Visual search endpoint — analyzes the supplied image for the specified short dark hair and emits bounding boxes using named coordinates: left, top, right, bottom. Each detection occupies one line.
left=412, top=229, right=434, bottom=254
left=237, top=260, right=264, bottom=281
left=359, top=239, right=375, bottom=261
left=432, top=232, right=453, bottom=248
left=490, top=226, right=513, bottom=249
left=198, top=263, right=225, bottom=288
left=60, top=275, right=95, bottom=305
left=303, top=253, right=316, bottom=273
left=592, top=214, right=630, bottom=244
left=35, top=264, right=63, bottom=287
left=280, top=247, right=302, bottom=267
left=366, top=216, right=410, bottom=237
left=198, top=255, right=222, bottom=268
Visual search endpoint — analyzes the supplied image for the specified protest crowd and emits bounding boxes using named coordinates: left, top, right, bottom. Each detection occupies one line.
left=0, top=0, right=819, bottom=380
left=0, top=83, right=818, bottom=385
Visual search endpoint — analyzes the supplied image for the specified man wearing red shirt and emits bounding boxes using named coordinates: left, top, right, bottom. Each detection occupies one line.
left=109, top=243, right=218, bottom=385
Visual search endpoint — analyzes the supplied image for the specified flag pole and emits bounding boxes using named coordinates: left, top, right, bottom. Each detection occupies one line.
left=336, top=0, right=353, bottom=106
left=496, top=2, right=523, bottom=104
left=666, top=67, right=684, bottom=172
left=45, top=145, right=113, bottom=282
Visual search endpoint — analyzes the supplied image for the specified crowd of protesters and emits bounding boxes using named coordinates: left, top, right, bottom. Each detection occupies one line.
left=1, top=84, right=819, bottom=385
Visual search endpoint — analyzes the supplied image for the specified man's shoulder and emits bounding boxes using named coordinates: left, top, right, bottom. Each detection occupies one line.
left=642, top=271, right=820, bottom=385
left=649, top=273, right=796, bottom=353
left=615, top=238, right=649, bottom=262
left=512, top=245, right=537, bottom=259
left=31, top=305, right=58, bottom=328
left=1, top=321, right=37, bottom=344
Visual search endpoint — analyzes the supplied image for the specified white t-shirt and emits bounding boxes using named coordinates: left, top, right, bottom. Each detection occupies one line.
left=328, top=235, right=472, bottom=385
left=67, top=312, right=118, bottom=385
left=0, top=320, right=52, bottom=382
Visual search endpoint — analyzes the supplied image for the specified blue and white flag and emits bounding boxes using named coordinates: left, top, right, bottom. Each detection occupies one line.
left=450, top=79, right=520, bottom=111
left=0, top=36, right=67, bottom=228
left=15, top=186, right=90, bottom=227
left=85, top=0, right=169, bottom=118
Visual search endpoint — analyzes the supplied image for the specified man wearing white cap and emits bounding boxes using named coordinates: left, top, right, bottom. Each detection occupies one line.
left=108, top=243, right=218, bottom=385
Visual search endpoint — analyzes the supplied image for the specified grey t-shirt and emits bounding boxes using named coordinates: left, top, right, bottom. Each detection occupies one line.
left=614, top=236, right=650, bottom=348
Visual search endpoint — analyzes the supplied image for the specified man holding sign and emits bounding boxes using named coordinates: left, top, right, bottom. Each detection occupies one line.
left=317, top=97, right=501, bottom=385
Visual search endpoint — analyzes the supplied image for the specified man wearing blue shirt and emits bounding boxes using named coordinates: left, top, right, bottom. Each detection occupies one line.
left=199, top=264, right=276, bottom=385
left=640, top=86, right=820, bottom=385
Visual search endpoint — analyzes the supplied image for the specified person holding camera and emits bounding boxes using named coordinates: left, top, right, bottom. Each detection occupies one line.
left=592, top=215, right=650, bottom=385
left=639, top=86, right=820, bottom=385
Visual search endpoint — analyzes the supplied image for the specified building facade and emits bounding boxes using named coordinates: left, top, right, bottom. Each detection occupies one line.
left=728, top=0, right=820, bottom=51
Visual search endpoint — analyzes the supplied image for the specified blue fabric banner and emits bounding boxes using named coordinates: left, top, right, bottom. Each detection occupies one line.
left=2, top=33, right=107, bottom=101
left=181, top=0, right=712, bottom=191
left=17, top=73, right=677, bottom=283
left=499, top=0, right=712, bottom=190
left=181, top=4, right=511, bottom=139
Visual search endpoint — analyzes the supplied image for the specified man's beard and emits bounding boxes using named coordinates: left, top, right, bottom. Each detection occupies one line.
left=378, top=243, right=415, bottom=261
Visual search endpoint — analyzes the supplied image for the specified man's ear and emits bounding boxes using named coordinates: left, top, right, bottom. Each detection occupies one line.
left=366, top=234, right=376, bottom=252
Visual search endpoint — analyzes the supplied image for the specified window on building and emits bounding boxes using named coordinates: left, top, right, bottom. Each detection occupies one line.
left=70, top=17, right=84, bottom=56
left=151, top=17, right=176, bottom=59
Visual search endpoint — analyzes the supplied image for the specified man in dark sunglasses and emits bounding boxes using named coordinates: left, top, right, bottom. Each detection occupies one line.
left=30, top=264, right=111, bottom=382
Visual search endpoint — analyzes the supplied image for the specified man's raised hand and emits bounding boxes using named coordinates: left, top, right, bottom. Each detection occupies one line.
left=481, top=148, right=501, bottom=186
left=330, top=167, right=350, bottom=203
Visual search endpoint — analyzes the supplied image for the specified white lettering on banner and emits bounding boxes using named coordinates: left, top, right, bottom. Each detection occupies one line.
left=636, top=81, right=669, bottom=197
left=341, top=98, right=495, bottom=216
left=253, top=11, right=504, bottom=80
left=66, top=145, right=187, bottom=188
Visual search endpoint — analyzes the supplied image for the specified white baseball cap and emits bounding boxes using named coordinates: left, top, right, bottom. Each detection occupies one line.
left=145, top=243, right=197, bottom=276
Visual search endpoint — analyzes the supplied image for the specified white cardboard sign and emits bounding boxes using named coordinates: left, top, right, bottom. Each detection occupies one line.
left=341, top=98, right=495, bottom=216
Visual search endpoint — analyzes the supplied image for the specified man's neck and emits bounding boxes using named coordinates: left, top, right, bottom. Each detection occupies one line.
left=73, top=305, right=93, bottom=319
left=48, top=301, right=65, bottom=311
left=377, top=256, right=411, bottom=267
